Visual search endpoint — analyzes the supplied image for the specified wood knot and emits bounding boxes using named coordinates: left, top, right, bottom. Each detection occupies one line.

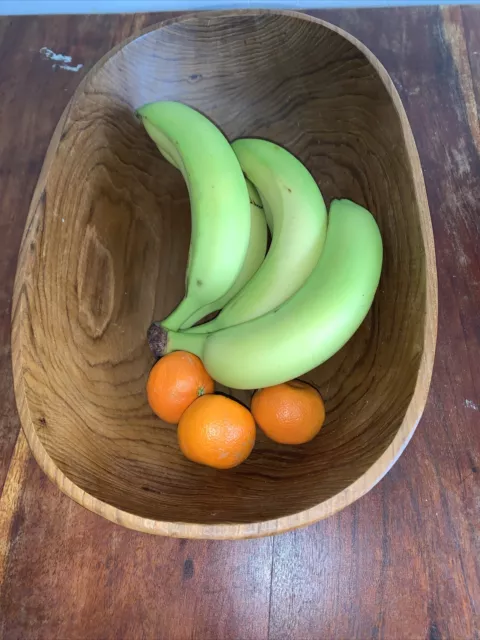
left=77, top=224, right=115, bottom=339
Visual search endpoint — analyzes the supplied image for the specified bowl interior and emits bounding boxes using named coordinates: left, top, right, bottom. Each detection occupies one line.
left=16, top=13, right=426, bottom=526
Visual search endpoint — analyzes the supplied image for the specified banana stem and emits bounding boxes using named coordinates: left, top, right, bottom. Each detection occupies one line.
left=179, top=306, right=212, bottom=330
left=147, top=322, right=207, bottom=360
left=161, top=297, right=201, bottom=332
left=167, top=330, right=207, bottom=359
left=147, top=322, right=168, bottom=358
left=185, top=317, right=217, bottom=334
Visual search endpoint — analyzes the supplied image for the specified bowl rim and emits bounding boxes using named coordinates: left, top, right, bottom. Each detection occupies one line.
left=11, top=9, right=438, bottom=540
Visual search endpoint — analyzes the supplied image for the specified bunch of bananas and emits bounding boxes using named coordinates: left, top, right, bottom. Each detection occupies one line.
left=138, top=102, right=383, bottom=390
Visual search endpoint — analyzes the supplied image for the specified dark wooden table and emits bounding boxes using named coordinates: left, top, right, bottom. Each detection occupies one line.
left=0, top=7, right=479, bottom=639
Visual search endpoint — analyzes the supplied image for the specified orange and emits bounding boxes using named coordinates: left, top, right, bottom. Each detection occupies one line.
left=251, top=380, right=325, bottom=444
left=147, top=351, right=214, bottom=424
left=178, top=395, right=256, bottom=469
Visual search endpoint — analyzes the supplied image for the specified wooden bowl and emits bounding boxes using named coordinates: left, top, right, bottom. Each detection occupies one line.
left=12, top=11, right=437, bottom=539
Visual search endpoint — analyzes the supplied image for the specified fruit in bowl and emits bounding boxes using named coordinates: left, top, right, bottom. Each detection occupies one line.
left=142, top=101, right=383, bottom=469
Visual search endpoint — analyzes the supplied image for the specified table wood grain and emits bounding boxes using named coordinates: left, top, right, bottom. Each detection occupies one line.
left=0, top=7, right=478, bottom=639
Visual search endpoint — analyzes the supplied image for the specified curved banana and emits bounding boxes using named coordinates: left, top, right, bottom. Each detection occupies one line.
left=186, top=180, right=268, bottom=328
left=138, top=101, right=251, bottom=331
left=150, top=199, right=383, bottom=390
left=188, top=138, right=326, bottom=334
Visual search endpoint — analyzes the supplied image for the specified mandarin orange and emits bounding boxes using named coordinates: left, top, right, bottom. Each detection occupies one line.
left=178, top=395, right=256, bottom=469
left=147, top=351, right=214, bottom=424
left=251, top=380, right=325, bottom=444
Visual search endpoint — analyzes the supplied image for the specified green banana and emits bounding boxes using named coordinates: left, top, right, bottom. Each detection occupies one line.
left=186, top=180, right=268, bottom=328
left=188, top=138, right=327, bottom=334
left=137, top=101, right=251, bottom=331
left=149, top=199, right=383, bottom=390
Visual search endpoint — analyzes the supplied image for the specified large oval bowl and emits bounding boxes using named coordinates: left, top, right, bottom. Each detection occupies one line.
left=12, top=11, right=437, bottom=539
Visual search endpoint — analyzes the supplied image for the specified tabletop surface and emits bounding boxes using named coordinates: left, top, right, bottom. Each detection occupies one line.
left=0, top=7, right=479, bottom=639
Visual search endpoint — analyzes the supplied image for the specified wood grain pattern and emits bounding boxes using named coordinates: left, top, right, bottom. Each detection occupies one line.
left=1, top=454, right=273, bottom=639
left=0, top=432, right=30, bottom=588
left=11, top=10, right=436, bottom=539
left=0, top=7, right=478, bottom=639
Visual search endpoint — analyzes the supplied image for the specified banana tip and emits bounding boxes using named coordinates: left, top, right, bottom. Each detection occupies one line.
left=147, top=322, right=168, bottom=359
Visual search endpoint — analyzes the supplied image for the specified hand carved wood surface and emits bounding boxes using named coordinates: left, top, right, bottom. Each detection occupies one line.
left=10, top=10, right=436, bottom=539
left=0, top=7, right=478, bottom=639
